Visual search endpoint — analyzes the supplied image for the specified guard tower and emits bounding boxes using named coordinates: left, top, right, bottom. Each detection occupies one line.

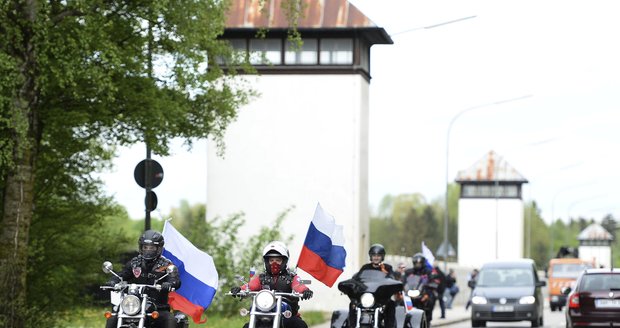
left=206, top=0, right=392, bottom=310
left=578, top=223, right=614, bottom=268
left=456, top=151, right=528, bottom=267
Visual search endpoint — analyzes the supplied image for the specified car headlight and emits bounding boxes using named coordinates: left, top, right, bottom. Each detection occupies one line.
left=471, top=296, right=487, bottom=305
left=120, top=295, right=141, bottom=315
left=360, top=293, right=375, bottom=308
left=519, top=296, right=536, bottom=304
left=255, top=291, right=276, bottom=312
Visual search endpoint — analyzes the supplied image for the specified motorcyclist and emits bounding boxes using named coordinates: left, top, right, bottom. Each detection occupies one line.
left=350, top=244, right=397, bottom=328
left=356, top=243, right=395, bottom=278
left=401, top=253, right=440, bottom=324
left=230, top=241, right=313, bottom=328
left=104, top=230, right=181, bottom=328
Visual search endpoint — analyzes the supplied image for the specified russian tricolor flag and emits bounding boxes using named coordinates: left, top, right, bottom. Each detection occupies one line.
left=162, top=221, right=218, bottom=324
left=403, top=292, right=415, bottom=312
left=297, top=203, right=346, bottom=287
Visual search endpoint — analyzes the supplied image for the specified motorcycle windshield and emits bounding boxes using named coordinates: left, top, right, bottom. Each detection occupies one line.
left=338, top=270, right=403, bottom=301
left=405, top=275, right=424, bottom=291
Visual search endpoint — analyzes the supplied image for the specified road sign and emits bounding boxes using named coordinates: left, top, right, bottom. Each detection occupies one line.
left=134, top=159, right=164, bottom=189
left=145, top=191, right=158, bottom=212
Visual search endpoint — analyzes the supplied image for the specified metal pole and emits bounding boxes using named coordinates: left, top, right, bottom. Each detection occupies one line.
left=145, top=146, right=151, bottom=231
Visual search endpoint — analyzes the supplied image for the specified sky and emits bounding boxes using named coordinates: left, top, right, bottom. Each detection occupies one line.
left=101, top=0, right=620, bottom=225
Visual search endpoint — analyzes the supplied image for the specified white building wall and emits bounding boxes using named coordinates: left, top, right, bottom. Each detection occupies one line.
left=579, top=246, right=612, bottom=268
left=207, top=74, right=369, bottom=311
left=458, top=198, right=524, bottom=268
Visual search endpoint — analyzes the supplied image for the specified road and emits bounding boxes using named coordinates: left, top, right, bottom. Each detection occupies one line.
left=438, top=307, right=566, bottom=328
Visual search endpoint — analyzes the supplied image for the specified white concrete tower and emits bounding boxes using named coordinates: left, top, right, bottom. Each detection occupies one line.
left=206, top=0, right=392, bottom=310
left=578, top=223, right=614, bottom=268
left=456, top=151, right=528, bottom=268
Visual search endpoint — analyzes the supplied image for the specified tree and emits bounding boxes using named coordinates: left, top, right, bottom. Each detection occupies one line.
left=0, top=1, right=256, bottom=325
left=370, top=193, right=444, bottom=257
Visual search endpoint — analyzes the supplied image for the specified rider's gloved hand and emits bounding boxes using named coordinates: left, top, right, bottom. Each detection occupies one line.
left=161, top=282, right=173, bottom=293
left=230, top=286, right=241, bottom=296
left=302, top=290, right=313, bottom=300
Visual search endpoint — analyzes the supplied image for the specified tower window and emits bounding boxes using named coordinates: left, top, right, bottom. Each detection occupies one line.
left=320, top=38, right=353, bottom=64
left=285, top=39, right=318, bottom=65
left=249, top=39, right=282, bottom=65
left=461, top=184, right=521, bottom=198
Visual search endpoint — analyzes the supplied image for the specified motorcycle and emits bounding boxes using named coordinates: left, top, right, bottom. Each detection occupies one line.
left=330, top=269, right=427, bottom=328
left=227, top=272, right=312, bottom=328
left=100, top=261, right=189, bottom=328
left=228, top=289, right=305, bottom=328
left=403, top=273, right=437, bottom=323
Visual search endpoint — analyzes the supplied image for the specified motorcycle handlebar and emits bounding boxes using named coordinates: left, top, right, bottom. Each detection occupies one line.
left=226, top=290, right=302, bottom=298
left=99, top=283, right=174, bottom=292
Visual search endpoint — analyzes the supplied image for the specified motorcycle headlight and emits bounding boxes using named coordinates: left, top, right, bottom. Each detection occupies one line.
left=471, top=296, right=487, bottom=305
left=255, top=291, right=276, bottom=312
left=360, top=293, right=375, bottom=308
left=519, top=296, right=536, bottom=304
left=120, top=295, right=141, bottom=315
left=407, top=290, right=421, bottom=298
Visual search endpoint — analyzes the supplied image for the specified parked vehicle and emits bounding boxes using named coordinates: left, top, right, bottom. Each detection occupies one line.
left=547, top=257, right=593, bottom=311
left=100, top=261, right=189, bottom=328
left=330, top=269, right=426, bottom=328
left=563, top=268, right=620, bottom=327
left=469, top=259, right=545, bottom=327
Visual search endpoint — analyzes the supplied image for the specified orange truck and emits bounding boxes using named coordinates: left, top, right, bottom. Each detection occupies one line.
left=547, top=257, right=593, bottom=311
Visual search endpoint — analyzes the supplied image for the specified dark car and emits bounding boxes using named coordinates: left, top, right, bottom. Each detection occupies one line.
left=470, top=259, right=546, bottom=327
left=563, top=268, right=620, bottom=327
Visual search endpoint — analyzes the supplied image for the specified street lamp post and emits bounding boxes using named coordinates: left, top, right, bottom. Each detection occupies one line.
left=444, top=95, right=532, bottom=271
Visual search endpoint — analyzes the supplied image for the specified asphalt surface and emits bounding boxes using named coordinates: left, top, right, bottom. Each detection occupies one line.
left=310, top=304, right=471, bottom=328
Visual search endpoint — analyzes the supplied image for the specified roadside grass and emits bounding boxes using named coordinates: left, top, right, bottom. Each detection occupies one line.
left=58, top=308, right=329, bottom=328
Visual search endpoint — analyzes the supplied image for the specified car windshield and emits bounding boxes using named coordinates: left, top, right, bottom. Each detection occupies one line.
left=581, top=273, right=620, bottom=291
left=551, top=263, right=593, bottom=278
left=477, top=268, right=534, bottom=287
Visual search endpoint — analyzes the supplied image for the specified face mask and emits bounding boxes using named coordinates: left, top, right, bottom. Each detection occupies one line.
left=270, top=262, right=281, bottom=275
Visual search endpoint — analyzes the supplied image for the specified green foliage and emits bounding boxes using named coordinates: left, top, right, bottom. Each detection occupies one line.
left=371, top=184, right=460, bottom=258
left=371, top=193, right=438, bottom=257
left=25, top=125, right=134, bottom=326
left=151, top=201, right=295, bottom=316
left=523, top=201, right=550, bottom=267
left=2, top=0, right=258, bottom=324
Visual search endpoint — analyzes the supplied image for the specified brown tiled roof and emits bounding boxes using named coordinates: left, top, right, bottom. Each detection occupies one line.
left=578, top=223, right=614, bottom=241
left=226, top=0, right=377, bottom=29
left=456, top=150, right=528, bottom=183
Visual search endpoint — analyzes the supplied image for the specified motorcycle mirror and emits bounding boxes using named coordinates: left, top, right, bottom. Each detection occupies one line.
left=102, top=261, right=114, bottom=274
left=167, top=265, right=178, bottom=276
left=407, top=290, right=421, bottom=298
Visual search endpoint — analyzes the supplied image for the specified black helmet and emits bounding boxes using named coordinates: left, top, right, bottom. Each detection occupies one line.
left=368, top=244, right=386, bottom=261
left=139, top=230, right=165, bottom=261
left=411, top=253, right=426, bottom=273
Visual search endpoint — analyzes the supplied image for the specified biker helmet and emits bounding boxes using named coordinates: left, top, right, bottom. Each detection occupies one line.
left=262, top=241, right=289, bottom=275
left=411, top=252, right=427, bottom=274
left=139, top=230, right=164, bottom=261
left=368, top=243, right=386, bottom=261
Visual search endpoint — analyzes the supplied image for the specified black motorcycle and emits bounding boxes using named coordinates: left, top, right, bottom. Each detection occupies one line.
left=403, top=274, right=437, bottom=324
left=330, top=269, right=426, bottom=328
left=100, top=261, right=189, bottom=328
